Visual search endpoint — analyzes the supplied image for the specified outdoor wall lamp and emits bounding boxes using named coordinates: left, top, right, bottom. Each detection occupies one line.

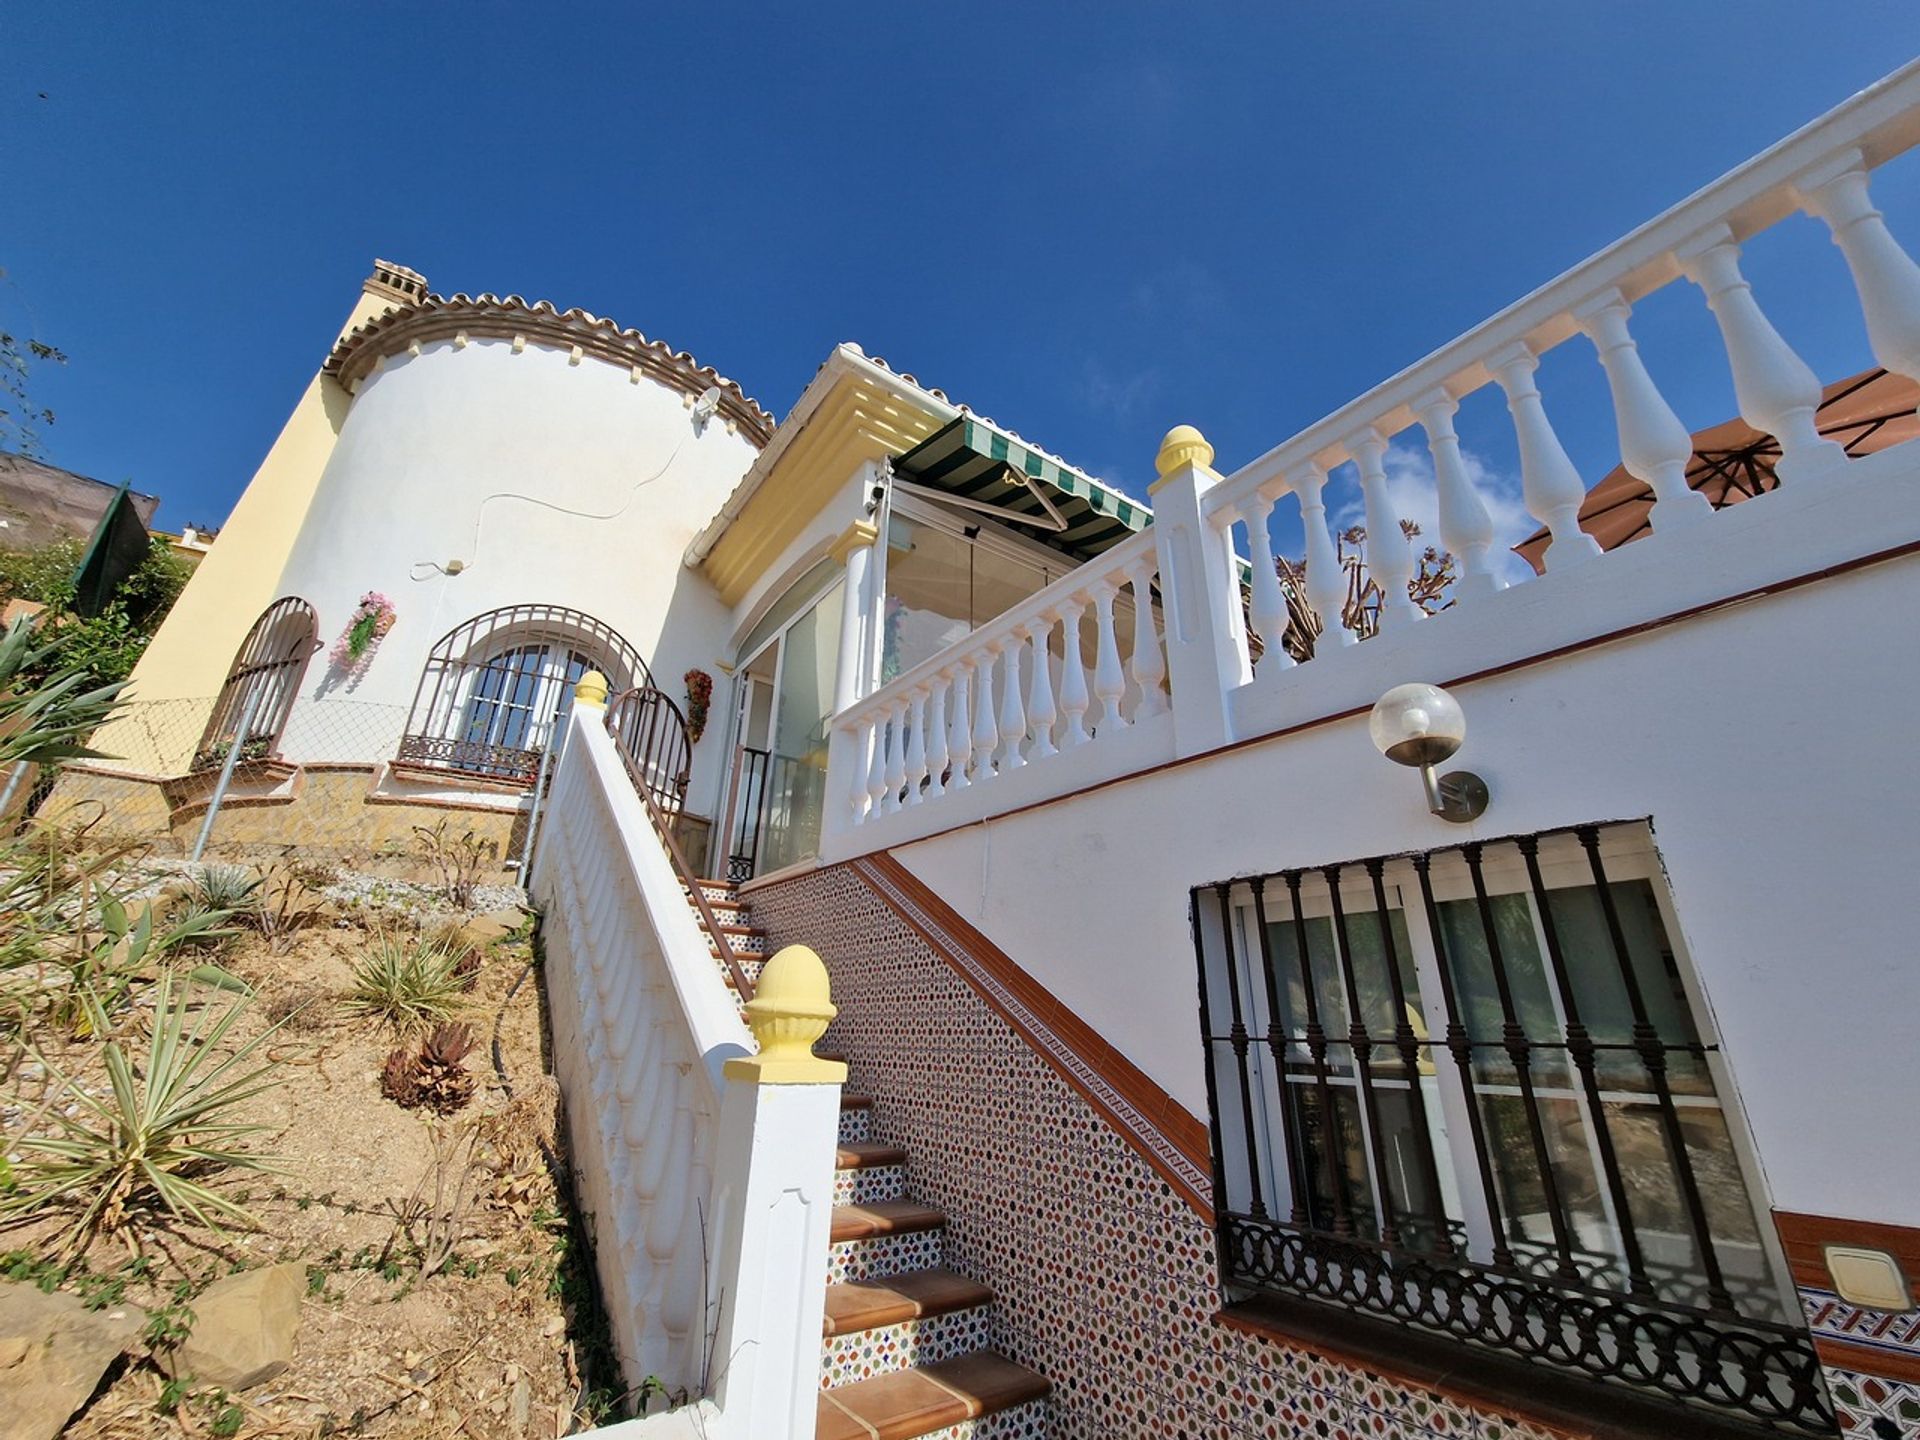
left=1369, top=682, right=1489, bottom=824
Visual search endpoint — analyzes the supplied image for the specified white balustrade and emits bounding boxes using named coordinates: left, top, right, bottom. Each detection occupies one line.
left=1490, top=341, right=1601, bottom=570
left=1057, top=599, right=1092, bottom=749
left=925, top=676, right=950, bottom=798
left=904, top=689, right=929, bottom=804
left=1240, top=492, right=1296, bottom=673
left=1025, top=618, right=1060, bottom=758
left=998, top=630, right=1028, bottom=769
left=1798, top=150, right=1920, bottom=387
left=1349, top=427, right=1418, bottom=628
left=1678, top=223, right=1848, bottom=481
left=882, top=699, right=908, bottom=814
left=1574, top=289, right=1712, bottom=528
left=822, top=62, right=1920, bottom=858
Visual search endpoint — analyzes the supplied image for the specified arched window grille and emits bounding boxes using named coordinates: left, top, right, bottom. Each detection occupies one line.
left=395, top=604, right=649, bottom=787
left=192, top=597, right=321, bottom=771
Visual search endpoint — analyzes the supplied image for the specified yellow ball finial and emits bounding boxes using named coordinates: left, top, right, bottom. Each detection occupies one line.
left=1154, top=425, right=1215, bottom=481
left=575, top=670, right=609, bottom=709
left=725, top=945, right=848, bottom=1085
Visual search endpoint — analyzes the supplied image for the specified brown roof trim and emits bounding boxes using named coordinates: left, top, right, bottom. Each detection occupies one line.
left=324, top=293, right=775, bottom=446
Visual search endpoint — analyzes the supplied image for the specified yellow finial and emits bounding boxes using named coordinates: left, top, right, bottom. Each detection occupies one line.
left=724, top=945, right=848, bottom=1085
left=575, top=670, right=609, bottom=709
left=1153, top=425, right=1216, bottom=483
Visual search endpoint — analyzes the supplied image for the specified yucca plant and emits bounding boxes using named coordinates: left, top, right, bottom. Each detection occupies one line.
left=190, top=864, right=261, bottom=917
left=0, top=612, right=127, bottom=770
left=1, top=972, right=285, bottom=1248
left=347, top=931, right=468, bottom=1030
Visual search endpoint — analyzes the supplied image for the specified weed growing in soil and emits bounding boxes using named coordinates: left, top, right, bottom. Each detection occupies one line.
left=414, top=819, right=498, bottom=910
left=348, top=930, right=469, bottom=1030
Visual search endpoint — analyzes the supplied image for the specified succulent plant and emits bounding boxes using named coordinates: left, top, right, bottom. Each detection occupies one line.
left=379, top=1022, right=478, bottom=1115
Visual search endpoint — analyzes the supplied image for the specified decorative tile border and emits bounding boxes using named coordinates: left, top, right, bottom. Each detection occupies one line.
left=1779, top=1210, right=1920, bottom=1399
left=1829, top=1367, right=1920, bottom=1439
left=849, top=853, right=1213, bottom=1219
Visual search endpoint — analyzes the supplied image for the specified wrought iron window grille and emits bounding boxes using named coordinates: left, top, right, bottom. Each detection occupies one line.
left=396, top=604, right=648, bottom=789
left=193, top=597, right=321, bottom=772
left=1191, top=821, right=1830, bottom=1434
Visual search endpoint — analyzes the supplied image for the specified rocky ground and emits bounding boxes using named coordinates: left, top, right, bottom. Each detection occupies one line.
left=0, top=875, right=625, bottom=1440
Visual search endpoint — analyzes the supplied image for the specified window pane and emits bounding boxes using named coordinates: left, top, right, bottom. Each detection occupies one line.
left=761, top=580, right=844, bottom=873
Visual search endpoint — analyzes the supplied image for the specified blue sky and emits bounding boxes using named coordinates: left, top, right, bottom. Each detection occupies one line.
left=6, top=4, right=1919, bottom=554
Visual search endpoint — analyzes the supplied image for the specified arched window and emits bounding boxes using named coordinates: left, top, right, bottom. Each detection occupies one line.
left=396, top=604, right=648, bottom=786
left=193, top=597, right=321, bottom=771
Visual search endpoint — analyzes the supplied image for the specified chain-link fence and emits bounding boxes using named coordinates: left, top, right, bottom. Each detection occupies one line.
left=2, top=696, right=552, bottom=880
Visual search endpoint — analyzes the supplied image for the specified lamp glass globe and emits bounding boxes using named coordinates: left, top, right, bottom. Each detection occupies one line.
left=1369, top=683, right=1467, bottom=768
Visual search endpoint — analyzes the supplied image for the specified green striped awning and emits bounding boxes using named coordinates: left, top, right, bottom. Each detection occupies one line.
left=891, top=416, right=1151, bottom=564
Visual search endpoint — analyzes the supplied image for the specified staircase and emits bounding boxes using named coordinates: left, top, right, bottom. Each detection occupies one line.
left=681, top=879, right=1053, bottom=1439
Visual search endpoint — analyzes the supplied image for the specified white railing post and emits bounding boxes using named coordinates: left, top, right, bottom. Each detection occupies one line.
left=822, top=520, right=879, bottom=846
left=1297, top=460, right=1356, bottom=648
left=1125, top=554, right=1169, bottom=716
left=1240, top=490, right=1295, bottom=675
left=923, top=677, right=949, bottom=799
left=1348, top=427, right=1419, bottom=629
left=970, top=644, right=1000, bottom=783
left=903, top=688, right=929, bottom=806
left=946, top=668, right=974, bottom=790
left=1024, top=618, right=1059, bottom=758
left=1574, top=288, right=1713, bottom=530
left=1489, top=341, right=1601, bottom=570
left=1678, top=223, right=1848, bottom=482
left=1089, top=579, right=1128, bottom=732
left=1797, top=148, right=1920, bottom=388
left=1055, top=601, right=1091, bottom=751
left=1149, top=425, right=1248, bottom=757
left=1414, top=388, right=1507, bottom=597
left=881, top=697, right=907, bottom=815
left=707, top=945, right=845, bottom=1440
left=997, top=630, right=1028, bottom=770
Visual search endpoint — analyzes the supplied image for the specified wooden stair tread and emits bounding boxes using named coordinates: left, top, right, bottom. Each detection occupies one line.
left=822, top=1268, right=995, bottom=1337
left=816, top=1353, right=1051, bottom=1439
left=836, top=1142, right=907, bottom=1170
left=841, top=1093, right=875, bottom=1111
left=830, top=1199, right=946, bottom=1243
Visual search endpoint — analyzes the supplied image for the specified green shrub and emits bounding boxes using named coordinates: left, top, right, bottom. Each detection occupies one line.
left=347, top=932, right=468, bottom=1030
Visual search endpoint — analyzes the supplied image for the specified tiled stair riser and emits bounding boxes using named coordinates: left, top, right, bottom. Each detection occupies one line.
left=911, top=1403, right=1051, bottom=1440
left=821, top=1306, right=994, bottom=1386
left=835, top=1163, right=907, bottom=1206
left=838, top=1107, right=871, bottom=1145
left=829, top=1227, right=945, bottom=1284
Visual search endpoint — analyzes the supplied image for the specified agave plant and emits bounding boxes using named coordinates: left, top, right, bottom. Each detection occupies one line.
left=347, top=931, right=469, bottom=1030
left=2, top=972, right=286, bottom=1247
left=189, top=863, right=261, bottom=916
left=0, top=612, right=126, bottom=769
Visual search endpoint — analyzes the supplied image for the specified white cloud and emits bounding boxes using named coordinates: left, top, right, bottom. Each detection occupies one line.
left=1331, top=441, right=1537, bottom=587
left=1078, top=361, right=1163, bottom=423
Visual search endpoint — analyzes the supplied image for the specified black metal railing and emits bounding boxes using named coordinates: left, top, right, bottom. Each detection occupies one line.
left=192, top=596, right=320, bottom=771
left=723, top=746, right=772, bottom=883
left=1191, top=822, right=1830, bottom=1434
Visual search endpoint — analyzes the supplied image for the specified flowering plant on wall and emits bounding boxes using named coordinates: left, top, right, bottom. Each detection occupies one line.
left=331, top=592, right=396, bottom=671
left=684, top=668, right=712, bottom=744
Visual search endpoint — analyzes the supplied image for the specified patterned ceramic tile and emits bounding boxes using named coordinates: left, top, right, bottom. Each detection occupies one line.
left=757, top=864, right=1648, bottom=1440
left=1808, top=1287, right=1920, bottom=1362
left=821, top=1305, right=995, bottom=1386
left=916, top=1399, right=1052, bottom=1439
left=1828, top=1368, right=1920, bottom=1439
left=838, top=1105, right=871, bottom=1145
left=827, top=1226, right=945, bottom=1284
left=833, top=1160, right=908, bottom=1206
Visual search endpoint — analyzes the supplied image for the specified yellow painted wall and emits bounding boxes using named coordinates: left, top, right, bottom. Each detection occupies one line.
left=91, top=285, right=399, bottom=774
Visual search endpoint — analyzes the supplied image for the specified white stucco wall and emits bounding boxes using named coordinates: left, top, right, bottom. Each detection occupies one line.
left=891, top=547, right=1920, bottom=1228
left=270, top=336, right=761, bottom=817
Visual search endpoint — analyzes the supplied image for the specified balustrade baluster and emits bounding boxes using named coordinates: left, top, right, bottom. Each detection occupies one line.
left=1056, top=599, right=1092, bottom=749
left=1800, top=152, right=1920, bottom=388
left=1297, top=462, right=1356, bottom=647
left=1574, top=289, right=1713, bottom=529
left=1678, top=224, right=1847, bottom=481
left=998, top=630, right=1028, bottom=770
left=972, top=646, right=1000, bottom=782
left=904, top=689, right=929, bottom=805
left=947, top=670, right=973, bottom=791
left=1242, top=493, right=1297, bottom=672
left=924, top=675, right=950, bottom=798
left=1090, top=581, right=1128, bottom=730
left=1414, top=390, right=1506, bottom=596
left=1490, top=341, right=1600, bottom=570
left=1349, top=429, right=1418, bottom=629
left=864, top=713, right=888, bottom=818
left=1025, top=619, right=1059, bottom=759
left=882, top=699, right=908, bottom=814
left=1126, top=556, right=1168, bottom=716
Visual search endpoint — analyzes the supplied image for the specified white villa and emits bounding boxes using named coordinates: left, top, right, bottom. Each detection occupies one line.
left=37, top=60, right=1920, bottom=1440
